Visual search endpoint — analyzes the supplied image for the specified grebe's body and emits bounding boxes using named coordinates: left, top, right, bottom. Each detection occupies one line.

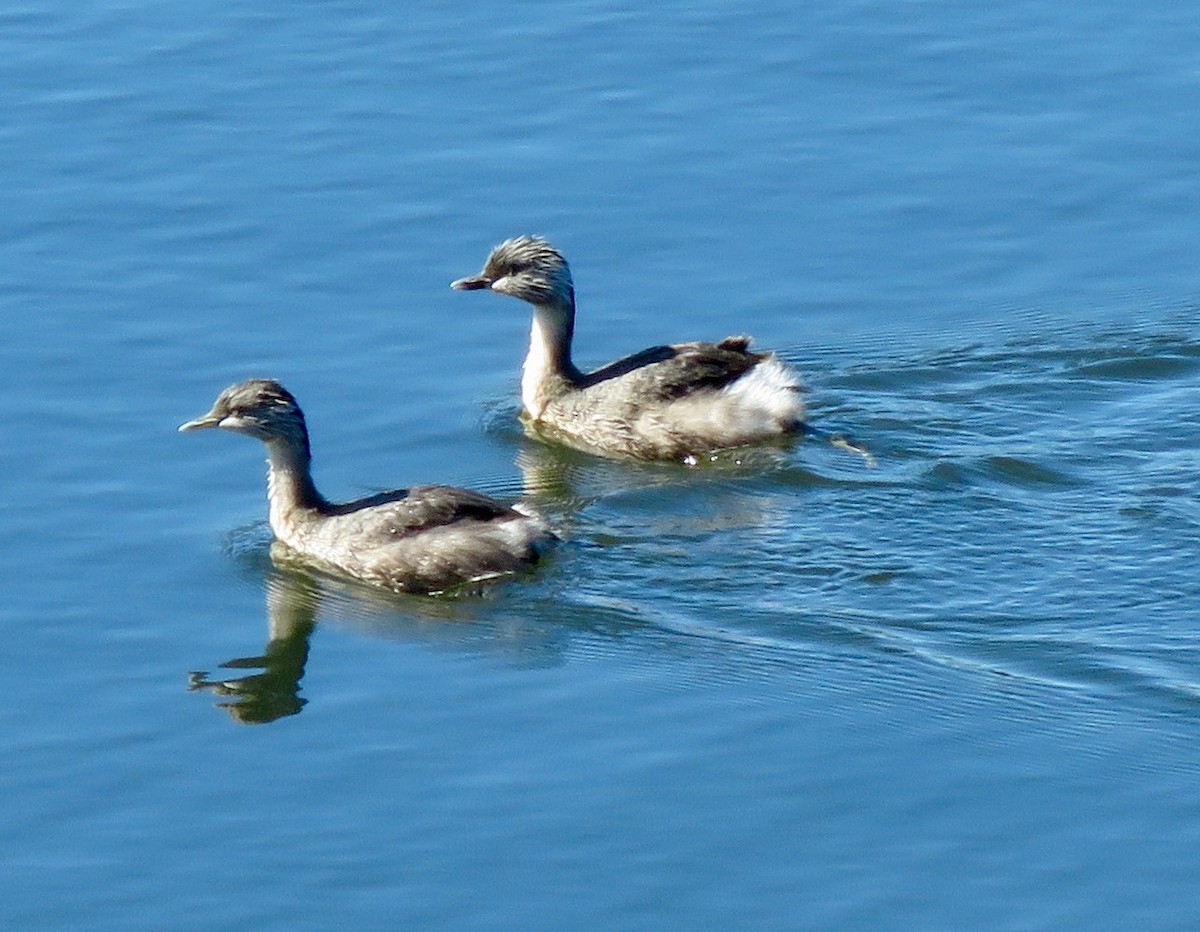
left=180, top=380, right=555, bottom=594
left=452, top=237, right=802, bottom=461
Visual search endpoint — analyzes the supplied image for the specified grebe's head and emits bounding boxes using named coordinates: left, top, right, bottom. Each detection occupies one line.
left=179, top=379, right=309, bottom=456
left=451, top=236, right=574, bottom=310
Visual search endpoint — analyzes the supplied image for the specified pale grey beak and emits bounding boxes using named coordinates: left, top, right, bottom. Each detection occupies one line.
left=450, top=274, right=491, bottom=291
left=178, top=411, right=222, bottom=433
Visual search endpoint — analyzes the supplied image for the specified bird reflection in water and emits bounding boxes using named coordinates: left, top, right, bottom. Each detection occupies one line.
left=189, top=535, right=570, bottom=724
left=189, top=547, right=320, bottom=724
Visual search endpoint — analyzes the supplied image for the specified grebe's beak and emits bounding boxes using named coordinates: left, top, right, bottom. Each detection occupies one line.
left=178, top=410, right=222, bottom=432
left=450, top=274, right=492, bottom=291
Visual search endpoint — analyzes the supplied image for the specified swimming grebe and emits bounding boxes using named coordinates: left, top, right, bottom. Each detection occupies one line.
left=451, top=236, right=803, bottom=461
left=179, top=379, right=556, bottom=594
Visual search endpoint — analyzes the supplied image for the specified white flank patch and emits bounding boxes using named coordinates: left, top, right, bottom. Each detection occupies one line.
left=651, top=356, right=802, bottom=446
left=722, top=356, right=803, bottom=424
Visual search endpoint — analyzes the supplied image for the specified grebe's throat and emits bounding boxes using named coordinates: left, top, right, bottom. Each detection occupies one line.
left=521, top=305, right=582, bottom=419
left=264, top=439, right=326, bottom=537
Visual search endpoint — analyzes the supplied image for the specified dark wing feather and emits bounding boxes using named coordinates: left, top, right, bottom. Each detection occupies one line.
left=323, top=485, right=517, bottom=539
left=580, top=335, right=764, bottom=403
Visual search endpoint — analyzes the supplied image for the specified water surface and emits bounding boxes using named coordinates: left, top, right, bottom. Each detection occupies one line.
left=2, top=1, right=1200, bottom=928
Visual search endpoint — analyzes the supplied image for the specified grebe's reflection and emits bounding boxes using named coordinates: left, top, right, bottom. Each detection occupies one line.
left=189, top=556, right=319, bottom=724
left=190, top=543, right=480, bottom=724
left=189, top=537, right=587, bottom=724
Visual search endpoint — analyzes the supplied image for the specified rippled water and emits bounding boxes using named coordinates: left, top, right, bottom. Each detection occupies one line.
left=3, top=1, right=1200, bottom=928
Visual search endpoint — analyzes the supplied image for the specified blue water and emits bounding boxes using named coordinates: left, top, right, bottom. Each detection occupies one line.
left=3, top=1, right=1200, bottom=927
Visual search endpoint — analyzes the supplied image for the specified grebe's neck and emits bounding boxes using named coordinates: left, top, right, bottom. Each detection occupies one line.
left=522, top=302, right=583, bottom=419
left=263, top=438, right=327, bottom=541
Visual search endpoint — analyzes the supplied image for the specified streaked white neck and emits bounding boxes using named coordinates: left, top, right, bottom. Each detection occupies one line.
left=264, top=442, right=323, bottom=542
left=521, top=307, right=577, bottom=418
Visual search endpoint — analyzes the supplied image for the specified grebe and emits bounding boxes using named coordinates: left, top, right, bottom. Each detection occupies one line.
left=179, top=379, right=556, bottom=594
left=451, top=236, right=803, bottom=462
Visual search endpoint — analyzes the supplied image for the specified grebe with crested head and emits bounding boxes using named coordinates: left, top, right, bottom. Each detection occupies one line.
left=451, top=236, right=803, bottom=462
left=180, top=379, right=556, bottom=594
